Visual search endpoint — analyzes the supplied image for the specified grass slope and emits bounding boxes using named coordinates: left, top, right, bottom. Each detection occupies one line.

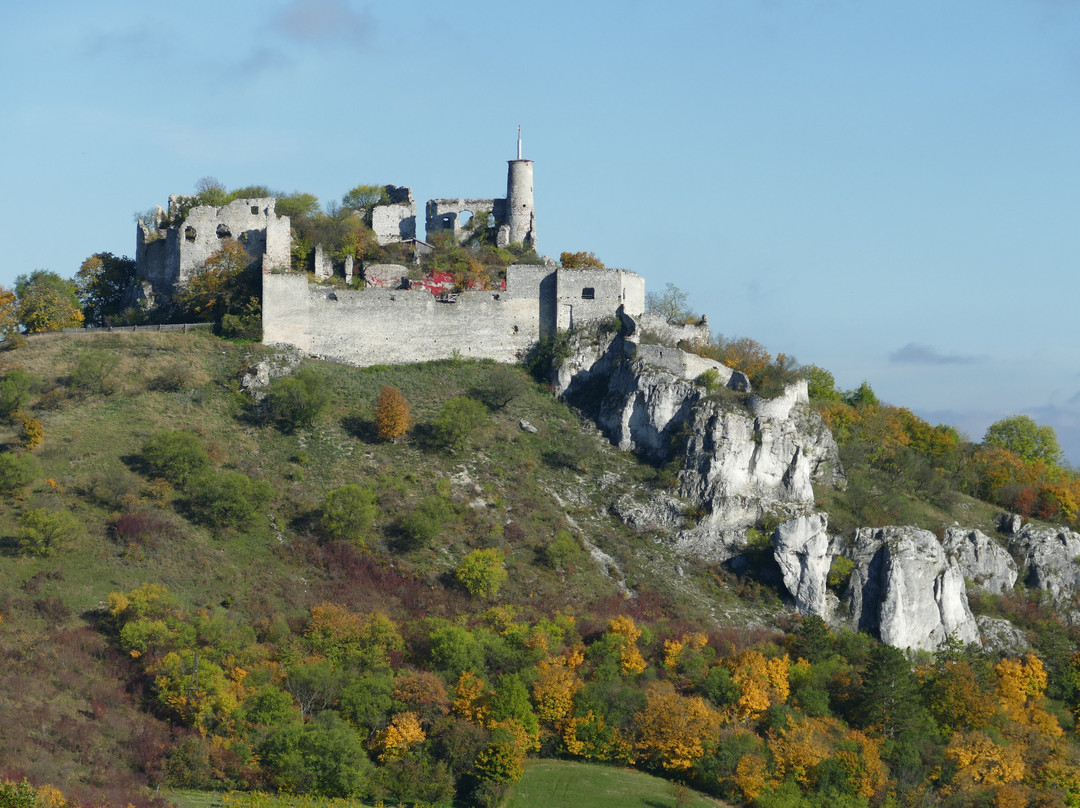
left=506, top=760, right=727, bottom=808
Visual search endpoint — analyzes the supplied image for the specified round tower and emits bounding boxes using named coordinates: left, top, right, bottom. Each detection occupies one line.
left=506, top=131, right=535, bottom=247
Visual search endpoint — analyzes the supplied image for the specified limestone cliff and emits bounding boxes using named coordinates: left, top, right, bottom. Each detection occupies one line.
left=554, top=324, right=843, bottom=560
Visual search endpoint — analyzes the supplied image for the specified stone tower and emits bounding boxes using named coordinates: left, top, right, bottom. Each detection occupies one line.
left=505, top=129, right=535, bottom=247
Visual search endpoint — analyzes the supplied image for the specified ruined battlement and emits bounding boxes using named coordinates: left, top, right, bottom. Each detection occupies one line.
left=131, top=141, right=642, bottom=369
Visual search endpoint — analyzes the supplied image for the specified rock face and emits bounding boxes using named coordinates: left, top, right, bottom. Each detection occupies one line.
left=555, top=325, right=843, bottom=559
left=773, top=513, right=835, bottom=618
left=1007, top=523, right=1080, bottom=601
left=845, top=526, right=980, bottom=651
left=942, top=528, right=1017, bottom=594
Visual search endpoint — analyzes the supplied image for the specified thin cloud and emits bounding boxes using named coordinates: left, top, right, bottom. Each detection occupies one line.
left=889, top=342, right=982, bottom=366
left=269, top=0, right=374, bottom=48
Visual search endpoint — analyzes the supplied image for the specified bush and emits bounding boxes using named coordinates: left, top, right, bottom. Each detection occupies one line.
left=0, top=368, right=40, bottom=420
left=112, top=510, right=177, bottom=547
left=140, top=430, right=210, bottom=487
left=455, top=548, right=508, bottom=599
left=189, top=470, right=274, bottom=528
left=266, top=367, right=330, bottom=431
left=522, top=330, right=572, bottom=381
left=17, top=508, right=81, bottom=556
left=431, top=395, right=487, bottom=452
left=67, top=349, right=120, bottom=396
left=0, top=452, right=38, bottom=493
left=20, top=416, right=43, bottom=450
left=541, top=529, right=585, bottom=570
left=398, top=495, right=455, bottom=549
left=696, top=368, right=722, bottom=393
left=481, top=366, right=530, bottom=409
left=148, top=365, right=191, bottom=392
left=320, top=484, right=377, bottom=546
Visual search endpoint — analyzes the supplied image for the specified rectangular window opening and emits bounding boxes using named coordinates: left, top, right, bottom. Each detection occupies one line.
left=581, top=287, right=595, bottom=300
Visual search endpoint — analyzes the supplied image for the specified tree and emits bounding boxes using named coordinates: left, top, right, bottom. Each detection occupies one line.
left=560, top=251, right=605, bottom=268
left=431, top=395, right=487, bottom=452
left=17, top=508, right=81, bottom=555
left=984, top=415, right=1063, bottom=466
left=320, top=484, right=378, bottom=546
left=76, top=252, right=136, bottom=325
left=634, top=680, right=721, bottom=772
left=843, top=381, right=880, bottom=409
left=645, top=282, right=694, bottom=324
left=802, top=365, right=842, bottom=402
left=15, top=270, right=84, bottom=333
left=188, top=470, right=273, bottom=528
left=375, top=385, right=410, bottom=441
left=174, top=239, right=256, bottom=322
left=0, top=285, right=17, bottom=336
left=456, top=548, right=508, bottom=599
left=342, top=184, right=388, bottom=211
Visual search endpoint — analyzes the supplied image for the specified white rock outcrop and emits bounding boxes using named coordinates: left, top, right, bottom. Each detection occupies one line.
left=1008, top=523, right=1080, bottom=601
left=942, top=528, right=1017, bottom=595
left=846, top=526, right=980, bottom=651
left=773, top=513, right=835, bottom=618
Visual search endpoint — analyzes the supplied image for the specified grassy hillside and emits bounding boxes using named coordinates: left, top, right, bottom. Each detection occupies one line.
left=4, top=330, right=1080, bottom=808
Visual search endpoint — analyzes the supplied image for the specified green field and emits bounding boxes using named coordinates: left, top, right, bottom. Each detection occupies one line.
left=505, top=760, right=727, bottom=808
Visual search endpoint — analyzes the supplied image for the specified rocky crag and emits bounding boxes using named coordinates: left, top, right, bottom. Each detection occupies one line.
left=556, top=315, right=1080, bottom=652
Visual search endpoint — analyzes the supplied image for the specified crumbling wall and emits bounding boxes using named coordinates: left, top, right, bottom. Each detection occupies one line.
left=133, top=197, right=290, bottom=308
left=370, top=186, right=416, bottom=245
left=425, top=199, right=506, bottom=243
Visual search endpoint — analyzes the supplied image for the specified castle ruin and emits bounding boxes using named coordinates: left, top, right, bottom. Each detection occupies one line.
left=132, top=140, right=642, bottom=368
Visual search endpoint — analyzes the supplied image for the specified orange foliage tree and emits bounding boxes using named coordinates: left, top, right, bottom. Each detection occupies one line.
left=634, top=681, right=721, bottom=771
left=374, top=385, right=410, bottom=441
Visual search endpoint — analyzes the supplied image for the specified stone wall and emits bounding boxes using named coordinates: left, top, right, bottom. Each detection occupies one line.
left=263, top=264, right=646, bottom=368
left=555, top=268, right=646, bottom=330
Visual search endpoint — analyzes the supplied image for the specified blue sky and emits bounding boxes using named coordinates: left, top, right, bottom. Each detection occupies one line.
left=2, top=0, right=1078, bottom=462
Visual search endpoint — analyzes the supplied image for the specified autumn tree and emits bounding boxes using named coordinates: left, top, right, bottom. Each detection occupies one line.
left=76, top=252, right=136, bottom=325
left=722, top=650, right=790, bottom=724
left=174, top=238, right=257, bottom=322
left=559, top=251, right=605, bottom=268
left=0, top=285, right=17, bottom=336
left=634, top=681, right=721, bottom=771
left=374, top=385, right=410, bottom=441
left=15, top=270, right=84, bottom=333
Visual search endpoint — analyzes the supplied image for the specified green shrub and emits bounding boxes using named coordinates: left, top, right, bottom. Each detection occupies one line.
left=455, top=547, right=508, bottom=598
left=67, top=349, right=120, bottom=395
left=397, top=495, right=456, bottom=549
left=17, top=508, right=81, bottom=556
left=0, top=452, right=38, bottom=493
left=320, top=484, right=377, bottom=546
left=695, top=368, right=722, bottom=393
left=266, top=367, right=330, bottom=431
left=0, top=368, right=40, bottom=420
left=148, top=365, right=192, bottom=392
left=189, top=470, right=274, bottom=528
left=827, top=555, right=855, bottom=593
left=541, top=529, right=585, bottom=570
left=522, top=329, right=572, bottom=380
left=431, top=395, right=487, bottom=452
left=140, top=429, right=210, bottom=487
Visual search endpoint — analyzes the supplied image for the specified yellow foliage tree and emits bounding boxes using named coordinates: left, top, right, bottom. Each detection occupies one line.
left=734, top=752, right=770, bottom=801
left=995, top=653, right=1062, bottom=738
left=0, top=286, right=17, bottom=336
left=305, top=603, right=403, bottom=667
left=374, top=385, right=410, bottom=441
left=945, top=730, right=1025, bottom=789
left=634, top=681, right=721, bottom=771
left=722, top=650, right=791, bottom=724
left=532, top=655, right=583, bottom=725
left=767, top=716, right=831, bottom=788
left=453, top=670, right=490, bottom=724
left=374, top=711, right=426, bottom=762
left=606, top=615, right=647, bottom=676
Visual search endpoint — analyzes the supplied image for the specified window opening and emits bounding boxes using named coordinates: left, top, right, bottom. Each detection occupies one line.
left=581, top=287, right=595, bottom=300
